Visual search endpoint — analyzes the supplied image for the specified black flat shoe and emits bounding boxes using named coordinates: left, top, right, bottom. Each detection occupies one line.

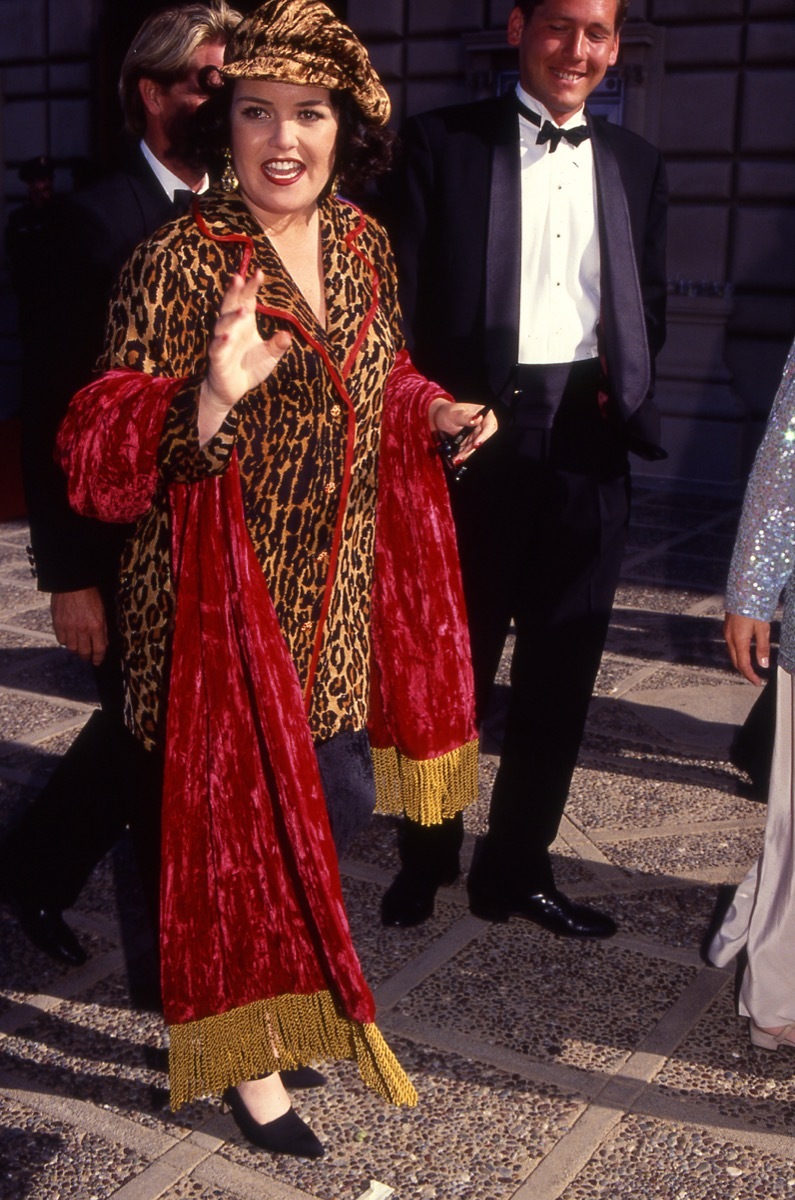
left=279, top=1066, right=326, bottom=1089
left=222, top=1087, right=324, bottom=1158
left=469, top=886, right=617, bottom=939
left=12, top=902, right=88, bottom=966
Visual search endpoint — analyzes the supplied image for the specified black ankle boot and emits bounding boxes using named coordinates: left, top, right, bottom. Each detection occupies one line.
left=222, top=1087, right=324, bottom=1158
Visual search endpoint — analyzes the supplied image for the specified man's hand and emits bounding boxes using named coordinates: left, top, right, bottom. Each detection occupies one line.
left=723, top=611, right=770, bottom=686
left=51, top=587, right=108, bottom=666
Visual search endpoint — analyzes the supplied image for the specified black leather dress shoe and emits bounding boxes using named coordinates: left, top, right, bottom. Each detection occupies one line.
left=12, top=903, right=88, bottom=965
left=469, top=886, right=616, bottom=938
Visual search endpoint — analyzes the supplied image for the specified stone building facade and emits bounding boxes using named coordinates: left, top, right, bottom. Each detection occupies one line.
left=2, top=0, right=794, bottom=491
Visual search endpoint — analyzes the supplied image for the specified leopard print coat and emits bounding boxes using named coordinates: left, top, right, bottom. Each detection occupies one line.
left=99, top=191, right=408, bottom=751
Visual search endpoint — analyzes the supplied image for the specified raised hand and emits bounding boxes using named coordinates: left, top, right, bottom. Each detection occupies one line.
left=198, top=268, right=292, bottom=445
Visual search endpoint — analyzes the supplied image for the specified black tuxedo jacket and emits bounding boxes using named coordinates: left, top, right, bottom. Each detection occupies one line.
left=382, top=92, right=668, bottom=458
left=24, top=142, right=182, bottom=592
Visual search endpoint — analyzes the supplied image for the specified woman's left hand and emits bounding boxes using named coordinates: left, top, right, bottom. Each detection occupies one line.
left=428, top=399, right=498, bottom=464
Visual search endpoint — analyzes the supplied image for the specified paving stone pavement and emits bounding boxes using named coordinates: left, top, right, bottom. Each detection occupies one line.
left=1, top=487, right=792, bottom=1200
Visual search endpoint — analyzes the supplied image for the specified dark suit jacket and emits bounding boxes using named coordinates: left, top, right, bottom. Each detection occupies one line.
left=381, top=92, right=668, bottom=458
left=24, top=141, right=181, bottom=592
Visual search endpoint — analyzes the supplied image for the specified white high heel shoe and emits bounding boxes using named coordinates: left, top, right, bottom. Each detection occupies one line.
left=749, top=1020, right=795, bottom=1050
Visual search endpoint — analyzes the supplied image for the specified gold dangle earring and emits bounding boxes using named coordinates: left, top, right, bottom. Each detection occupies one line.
left=221, top=148, right=238, bottom=192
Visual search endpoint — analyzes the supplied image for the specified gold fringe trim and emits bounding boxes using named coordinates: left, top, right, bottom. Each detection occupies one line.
left=168, top=989, right=417, bottom=1110
left=372, top=738, right=478, bottom=826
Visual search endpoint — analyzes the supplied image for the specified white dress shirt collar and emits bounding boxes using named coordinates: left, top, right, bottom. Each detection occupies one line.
left=139, top=138, right=209, bottom=202
left=514, top=83, right=587, bottom=132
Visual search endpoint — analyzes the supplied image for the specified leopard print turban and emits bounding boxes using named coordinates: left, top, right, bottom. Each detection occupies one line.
left=221, top=0, right=391, bottom=126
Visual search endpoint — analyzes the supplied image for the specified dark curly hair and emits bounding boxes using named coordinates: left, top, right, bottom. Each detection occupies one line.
left=187, top=67, right=395, bottom=200
left=514, top=0, right=629, bottom=32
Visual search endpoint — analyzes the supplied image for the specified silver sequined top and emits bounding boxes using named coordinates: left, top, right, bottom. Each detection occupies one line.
left=726, top=337, right=795, bottom=675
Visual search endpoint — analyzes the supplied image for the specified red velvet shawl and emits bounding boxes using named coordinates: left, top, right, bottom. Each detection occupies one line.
left=56, top=358, right=475, bottom=1037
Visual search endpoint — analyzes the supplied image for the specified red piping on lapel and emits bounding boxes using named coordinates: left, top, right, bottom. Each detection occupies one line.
left=191, top=203, right=366, bottom=715
left=337, top=200, right=380, bottom=381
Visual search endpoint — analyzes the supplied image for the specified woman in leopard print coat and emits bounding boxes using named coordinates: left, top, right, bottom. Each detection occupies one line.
left=58, top=0, right=495, bottom=1161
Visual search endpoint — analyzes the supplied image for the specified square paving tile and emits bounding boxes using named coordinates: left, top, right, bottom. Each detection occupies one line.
left=0, top=1096, right=152, bottom=1200
left=0, top=912, right=116, bottom=1003
left=597, top=828, right=764, bottom=878
left=217, top=1037, right=584, bottom=1200
left=0, top=695, right=86, bottom=745
left=343, top=876, right=467, bottom=989
left=556, top=1110, right=795, bottom=1199
left=394, top=930, right=698, bottom=1076
left=613, top=586, right=716, bottom=615
left=2, top=652, right=97, bottom=705
left=0, top=989, right=199, bottom=1139
left=566, top=765, right=765, bottom=832
left=601, top=885, right=721, bottom=951
left=593, top=656, right=648, bottom=697
left=2, top=606, right=55, bottom=636
left=653, top=984, right=795, bottom=1136
left=159, top=1180, right=242, bottom=1200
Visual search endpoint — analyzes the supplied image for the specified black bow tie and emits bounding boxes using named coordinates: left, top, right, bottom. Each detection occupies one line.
left=172, top=188, right=198, bottom=214
left=514, top=96, right=590, bottom=153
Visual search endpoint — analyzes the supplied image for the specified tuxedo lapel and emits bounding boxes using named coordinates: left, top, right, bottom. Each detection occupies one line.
left=590, top=117, right=650, bottom=419
left=485, top=97, right=522, bottom=401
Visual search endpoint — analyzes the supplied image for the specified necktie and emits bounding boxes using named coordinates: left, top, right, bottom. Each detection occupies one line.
left=514, top=96, right=590, bottom=154
left=172, top=188, right=198, bottom=214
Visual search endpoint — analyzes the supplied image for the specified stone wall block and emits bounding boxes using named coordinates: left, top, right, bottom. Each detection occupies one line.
left=652, top=0, right=743, bottom=17
left=50, top=98, right=91, bottom=160
left=727, top=336, right=795, bottom=420
left=408, top=39, right=466, bottom=76
left=731, top=207, right=795, bottom=291
left=729, top=306, right=795, bottom=387
left=1, top=66, right=47, bottom=96
left=489, top=0, right=513, bottom=27
left=742, top=71, right=795, bottom=152
left=739, top=162, right=795, bottom=200
left=49, top=62, right=91, bottom=92
left=747, top=22, right=795, bottom=61
left=347, top=0, right=404, bottom=36
left=664, top=25, right=742, bottom=66
left=0, top=2, right=46, bottom=57
left=666, top=161, right=733, bottom=201
left=48, top=0, right=92, bottom=55
left=3, top=101, right=48, bottom=159
left=406, top=80, right=471, bottom=116
left=409, top=0, right=483, bottom=34
left=748, top=0, right=795, bottom=14
left=667, top=206, right=730, bottom=282
left=659, top=72, right=737, bottom=153
left=368, top=43, right=404, bottom=82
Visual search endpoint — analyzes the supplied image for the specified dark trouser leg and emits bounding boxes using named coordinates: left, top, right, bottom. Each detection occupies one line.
left=0, top=573, right=139, bottom=912
left=473, top=464, right=629, bottom=896
left=0, top=647, right=130, bottom=912
left=396, top=811, right=464, bottom=883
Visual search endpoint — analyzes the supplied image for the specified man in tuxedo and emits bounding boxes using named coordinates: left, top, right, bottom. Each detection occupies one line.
left=0, top=2, right=241, bottom=966
left=380, top=0, right=668, bottom=935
